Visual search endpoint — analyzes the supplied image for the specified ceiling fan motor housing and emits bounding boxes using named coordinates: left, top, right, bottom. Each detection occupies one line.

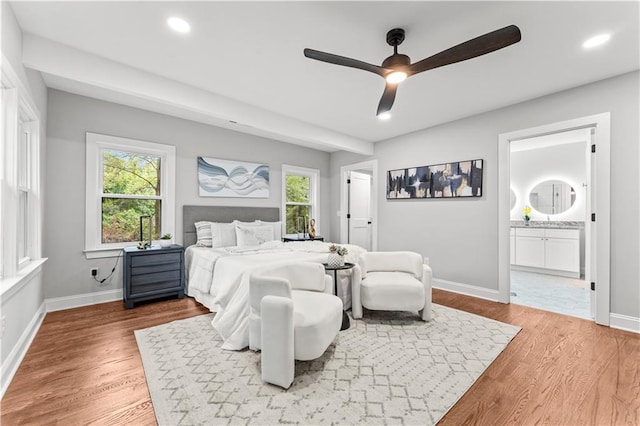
left=382, top=53, right=410, bottom=69
left=386, top=28, right=405, bottom=47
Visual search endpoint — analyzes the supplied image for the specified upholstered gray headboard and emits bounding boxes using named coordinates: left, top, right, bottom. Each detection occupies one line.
left=182, top=205, right=280, bottom=247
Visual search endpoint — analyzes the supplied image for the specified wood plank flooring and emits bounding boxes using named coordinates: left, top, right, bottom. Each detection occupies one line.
left=2, top=290, right=638, bottom=425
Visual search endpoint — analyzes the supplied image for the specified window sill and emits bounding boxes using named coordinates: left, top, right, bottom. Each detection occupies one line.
left=84, top=247, right=133, bottom=259
left=0, top=258, right=48, bottom=301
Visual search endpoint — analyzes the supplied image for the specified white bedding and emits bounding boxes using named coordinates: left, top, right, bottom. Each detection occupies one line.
left=185, top=240, right=365, bottom=350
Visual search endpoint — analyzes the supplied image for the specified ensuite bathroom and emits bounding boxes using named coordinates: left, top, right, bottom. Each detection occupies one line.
left=509, top=128, right=592, bottom=319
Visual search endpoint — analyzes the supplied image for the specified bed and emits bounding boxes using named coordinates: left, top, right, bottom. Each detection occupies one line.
left=182, top=205, right=365, bottom=350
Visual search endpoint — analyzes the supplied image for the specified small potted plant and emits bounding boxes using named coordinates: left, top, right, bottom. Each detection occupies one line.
left=327, top=244, right=348, bottom=267
left=522, top=206, right=532, bottom=226
left=159, top=233, right=173, bottom=247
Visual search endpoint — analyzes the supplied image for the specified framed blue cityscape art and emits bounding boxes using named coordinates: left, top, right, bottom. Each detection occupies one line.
left=387, top=159, right=483, bottom=199
left=198, top=156, right=269, bottom=198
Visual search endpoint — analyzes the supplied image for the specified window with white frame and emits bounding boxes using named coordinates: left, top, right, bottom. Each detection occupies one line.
left=282, top=165, right=319, bottom=235
left=17, top=122, right=31, bottom=265
left=85, top=133, right=175, bottom=257
left=1, top=66, right=42, bottom=279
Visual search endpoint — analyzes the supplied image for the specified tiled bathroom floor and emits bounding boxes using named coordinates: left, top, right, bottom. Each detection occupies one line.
left=510, top=270, right=591, bottom=320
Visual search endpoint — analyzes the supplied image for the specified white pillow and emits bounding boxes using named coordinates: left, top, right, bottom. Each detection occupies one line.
left=257, top=220, right=283, bottom=241
left=211, top=221, right=238, bottom=248
left=194, top=221, right=213, bottom=247
left=235, top=224, right=274, bottom=247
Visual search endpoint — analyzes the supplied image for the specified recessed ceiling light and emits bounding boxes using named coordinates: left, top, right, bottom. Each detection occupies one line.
left=377, top=112, right=391, bottom=120
left=167, top=17, right=190, bottom=34
left=583, top=33, right=611, bottom=49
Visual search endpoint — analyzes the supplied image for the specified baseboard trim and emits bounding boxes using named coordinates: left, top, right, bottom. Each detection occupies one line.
left=1, top=302, right=46, bottom=398
left=432, top=278, right=501, bottom=303
left=609, top=313, right=640, bottom=334
left=45, top=288, right=123, bottom=312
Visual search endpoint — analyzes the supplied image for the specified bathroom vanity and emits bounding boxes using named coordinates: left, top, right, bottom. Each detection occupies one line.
left=510, top=222, right=583, bottom=278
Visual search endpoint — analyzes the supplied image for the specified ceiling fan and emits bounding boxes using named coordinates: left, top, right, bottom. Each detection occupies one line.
left=304, top=25, right=521, bottom=117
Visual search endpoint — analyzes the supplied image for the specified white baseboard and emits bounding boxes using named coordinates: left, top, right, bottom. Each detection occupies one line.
left=1, top=302, right=46, bottom=398
left=45, top=288, right=123, bottom=312
left=432, top=278, right=501, bottom=302
left=609, top=313, right=640, bottom=334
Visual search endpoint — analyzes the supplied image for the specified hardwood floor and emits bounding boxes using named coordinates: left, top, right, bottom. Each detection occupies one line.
left=2, top=290, right=638, bottom=425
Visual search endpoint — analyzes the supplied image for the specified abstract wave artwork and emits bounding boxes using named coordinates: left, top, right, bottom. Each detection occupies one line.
left=198, top=157, right=269, bottom=198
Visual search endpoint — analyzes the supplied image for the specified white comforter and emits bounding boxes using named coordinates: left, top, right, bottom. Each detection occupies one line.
left=185, top=240, right=365, bottom=350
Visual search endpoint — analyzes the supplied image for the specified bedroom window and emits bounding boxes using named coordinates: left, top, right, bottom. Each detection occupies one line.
left=85, top=133, right=175, bottom=258
left=0, top=67, right=43, bottom=281
left=282, top=165, right=319, bottom=235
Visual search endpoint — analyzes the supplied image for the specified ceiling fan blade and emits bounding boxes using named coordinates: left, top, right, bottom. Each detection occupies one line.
left=304, top=48, right=386, bottom=77
left=377, top=83, right=398, bottom=116
left=407, top=25, right=521, bottom=76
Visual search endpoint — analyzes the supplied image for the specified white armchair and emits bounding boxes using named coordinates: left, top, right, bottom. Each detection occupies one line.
left=249, top=262, right=343, bottom=389
left=352, top=251, right=432, bottom=321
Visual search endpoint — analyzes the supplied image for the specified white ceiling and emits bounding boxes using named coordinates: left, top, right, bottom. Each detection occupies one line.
left=10, top=1, right=639, bottom=154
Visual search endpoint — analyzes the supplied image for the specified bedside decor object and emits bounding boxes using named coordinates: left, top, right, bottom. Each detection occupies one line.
left=138, top=215, right=152, bottom=249
left=327, top=244, right=348, bottom=268
left=197, top=156, right=269, bottom=198
left=123, top=245, right=185, bottom=308
left=522, top=205, right=532, bottom=225
left=308, top=218, right=316, bottom=238
left=387, top=159, right=483, bottom=199
left=159, top=233, right=173, bottom=247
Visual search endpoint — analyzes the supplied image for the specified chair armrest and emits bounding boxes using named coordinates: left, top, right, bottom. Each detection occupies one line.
left=261, top=295, right=294, bottom=389
left=421, top=264, right=433, bottom=321
left=323, top=274, right=333, bottom=294
left=351, top=264, right=363, bottom=319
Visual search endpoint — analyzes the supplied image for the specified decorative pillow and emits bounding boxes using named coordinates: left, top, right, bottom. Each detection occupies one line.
left=235, top=224, right=274, bottom=247
left=257, top=220, right=283, bottom=241
left=211, top=221, right=238, bottom=248
left=194, top=221, right=213, bottom=247
left=236, top=220, right=259, bottom=226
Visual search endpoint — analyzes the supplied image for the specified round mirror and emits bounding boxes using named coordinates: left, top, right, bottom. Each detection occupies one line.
left=529, top=180, right=576, bottom=215
left=510, top=188, right=517, bottom=210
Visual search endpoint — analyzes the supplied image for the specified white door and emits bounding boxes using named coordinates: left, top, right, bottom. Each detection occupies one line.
left=348, top=171, right=372, bottom=250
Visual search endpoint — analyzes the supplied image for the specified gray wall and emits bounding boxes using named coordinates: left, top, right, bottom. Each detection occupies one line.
left=44, top=90, right=331, bottom=299
left=330, top=71, right=639, bottom=319
left=1, top=2, right=48, bottom=382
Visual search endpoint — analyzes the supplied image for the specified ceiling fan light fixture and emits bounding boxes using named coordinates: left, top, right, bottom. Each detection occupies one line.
left=583, top=33, right=611, bottom=49
left=385, top=71, right=407, bottom=84
left=377, top=112, right=391, bottom=120
left=167, top=17, right=191, bottom=33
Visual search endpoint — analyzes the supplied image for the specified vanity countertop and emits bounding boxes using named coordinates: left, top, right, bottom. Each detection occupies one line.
left=510, top=221, right=584, bottom=230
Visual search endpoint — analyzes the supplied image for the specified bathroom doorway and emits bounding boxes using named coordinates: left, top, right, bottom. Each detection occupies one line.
left=498, top=113, right=611, bottom=326
left=509, top=129, right=591, bottom=319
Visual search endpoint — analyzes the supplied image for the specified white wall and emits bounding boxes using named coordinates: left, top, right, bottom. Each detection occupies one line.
left=510, top=141, right=587, bottom=221
left=330, top=71, right=639, bottom=319
left=44, top=89, right=331, bottom=300
left=1, top=2, right=48, bottom=394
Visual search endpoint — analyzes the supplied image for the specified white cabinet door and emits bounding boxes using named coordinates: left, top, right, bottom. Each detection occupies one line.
left=545, top=237, right=580, bottom=273
left=515, top=236, right=545, bottom=268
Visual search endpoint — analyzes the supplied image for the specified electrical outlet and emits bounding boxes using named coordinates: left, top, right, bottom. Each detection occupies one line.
left=1, top=316, right=6, bottom=338
left=91, top=267, right=98, bottom=277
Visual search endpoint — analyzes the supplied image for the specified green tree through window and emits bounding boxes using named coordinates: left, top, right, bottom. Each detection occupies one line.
left=285, top=175, right=310, bottom=234
left=102, top=150, right=161, bottom=243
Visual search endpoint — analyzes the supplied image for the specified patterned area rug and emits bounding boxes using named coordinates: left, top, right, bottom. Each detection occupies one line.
left=135, top=304, right=520, bottom=425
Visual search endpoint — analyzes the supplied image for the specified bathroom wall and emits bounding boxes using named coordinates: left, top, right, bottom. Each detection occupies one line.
left=510, top=140, right=588, bottom=221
